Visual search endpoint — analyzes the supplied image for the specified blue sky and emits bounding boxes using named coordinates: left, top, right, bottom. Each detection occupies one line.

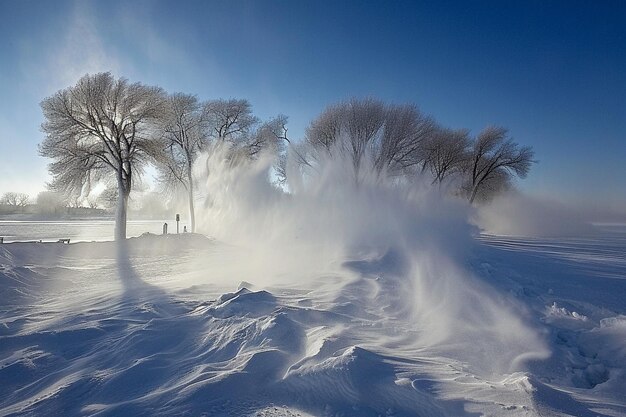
left=0, top=0, right=624, bottom=212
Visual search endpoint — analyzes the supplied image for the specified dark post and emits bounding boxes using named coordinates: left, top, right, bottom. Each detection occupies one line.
left=163, top=222, right=168, bottom=235
left=176, top=214, right=180, bottom=234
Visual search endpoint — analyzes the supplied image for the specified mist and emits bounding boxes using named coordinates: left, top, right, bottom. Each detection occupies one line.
left=474, top=191, right=599, bottom=238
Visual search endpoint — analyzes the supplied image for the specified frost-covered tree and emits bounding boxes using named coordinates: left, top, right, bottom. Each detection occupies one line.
left=39, top=72, right=166, bottom=240
left=422, top=128, right=470, bottom=185
left=304, top=102, right=344, bottom=155
left=156, top=93, right=208, bottom=232
left=203, top=99, right=288, bottom=179
left=377, top=103, right=437, bottom=175
left=239, top=114, right=291, bottom=183
left=242, top=114, right=289, bottom=158
left=1, top=192, right=30, bottom=206
left=305, top=98, right=385, bottom=176
left=204, top=99, right=258, bottom=143
left=304, top=98, right=437, bottom=178
left=463, top=126, right=535, bottom=204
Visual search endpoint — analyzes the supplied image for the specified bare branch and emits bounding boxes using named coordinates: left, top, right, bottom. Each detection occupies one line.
left=39, top=72, right=166, bottom=239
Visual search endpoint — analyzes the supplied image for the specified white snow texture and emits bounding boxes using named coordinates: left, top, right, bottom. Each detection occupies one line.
left=1, top=150, right=625, bottom=416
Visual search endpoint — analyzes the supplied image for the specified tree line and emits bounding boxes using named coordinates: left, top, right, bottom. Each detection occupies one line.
left=39, top=73, right=534, bottom=240
left=0, top=191, right=107, bottom=216
left=0, top=190, right=170, bottom=217
left=1, top=192, right=30, bottom=207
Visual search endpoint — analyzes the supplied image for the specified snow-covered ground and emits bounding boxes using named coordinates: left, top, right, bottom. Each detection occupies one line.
left=1, top=225, right=624, bottom=417
left=2, top=153, right=625, bottom=416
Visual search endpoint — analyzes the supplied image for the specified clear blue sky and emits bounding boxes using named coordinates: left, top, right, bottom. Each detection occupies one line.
left=0, top=0, right=624, bottom=212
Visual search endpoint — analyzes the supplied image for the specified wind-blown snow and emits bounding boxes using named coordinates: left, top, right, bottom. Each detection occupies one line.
left=195, top=149, right=550, bottom=377
left=1, top=150, right=625, bottom=416
left=473, top=191, right=597, bottom=238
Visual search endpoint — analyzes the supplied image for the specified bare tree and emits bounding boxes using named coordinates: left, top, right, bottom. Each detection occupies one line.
left=204, top=99, right=258, bottom=143
left=464, top=126, right=535, bottom=204
left=378, top=104, right=437, bottom=176
left=203, top=99, right=288, bottom=183
left=303, top=98, right=437, bottom=179
left=306, top=98, right=386, bottom=176
left=343, top=98, right=386, bottom=175
left=156, top=93, right=208, bottom=232
left=39, top=72, right=166, bottom=240
left=242, top=114, right=289, bottom=158
left=239, top=114, right=292, bottom=183
left=1, top=192, right=30, bottom=206
left=304, top=102, right=344, bottom=156
left=422, top=128, right=470, bottom=185
left=18, top=193, right=30, bottom=206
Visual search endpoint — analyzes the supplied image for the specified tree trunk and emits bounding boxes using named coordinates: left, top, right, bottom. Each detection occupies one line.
left=187, top=164, right=196, bottom=233
left=469, top=186, right=478, bottom=205
left=188, top=193, right=196, bottom=233
left=115, top=177, right=129, bottom=241
left=188, top=184, right=196, bottom=234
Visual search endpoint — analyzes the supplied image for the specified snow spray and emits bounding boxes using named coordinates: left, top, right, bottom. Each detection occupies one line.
left=193, top=143, right=549, bottom=377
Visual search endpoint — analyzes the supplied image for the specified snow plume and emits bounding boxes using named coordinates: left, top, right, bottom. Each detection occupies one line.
left=194, top=144, right=549, bottom=377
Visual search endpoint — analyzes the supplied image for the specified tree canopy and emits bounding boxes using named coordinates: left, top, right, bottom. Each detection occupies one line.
left=40, top=72, right=166, bottom=239
left=39, top=73, right=536, bottom=242
left=301, top=98, right=535, bottom=202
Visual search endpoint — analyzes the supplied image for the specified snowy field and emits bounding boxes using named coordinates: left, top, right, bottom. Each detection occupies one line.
left=1, top=225, right=624, bottom=416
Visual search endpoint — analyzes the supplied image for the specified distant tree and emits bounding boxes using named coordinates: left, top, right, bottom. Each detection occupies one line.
left=39, top=72, right=166, bottom=240
left=156, top=93, right=208, bottom=232
left=463, top=126, right=535, bottom=204
left=1, top=192, right=30, bottom=206
left=303, top=98, right=437, bottom=178
left=18, top=193, right=30, bottom=206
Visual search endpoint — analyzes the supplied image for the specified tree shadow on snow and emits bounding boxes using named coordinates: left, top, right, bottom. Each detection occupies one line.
left=114, top=239, right=171, bottom=303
